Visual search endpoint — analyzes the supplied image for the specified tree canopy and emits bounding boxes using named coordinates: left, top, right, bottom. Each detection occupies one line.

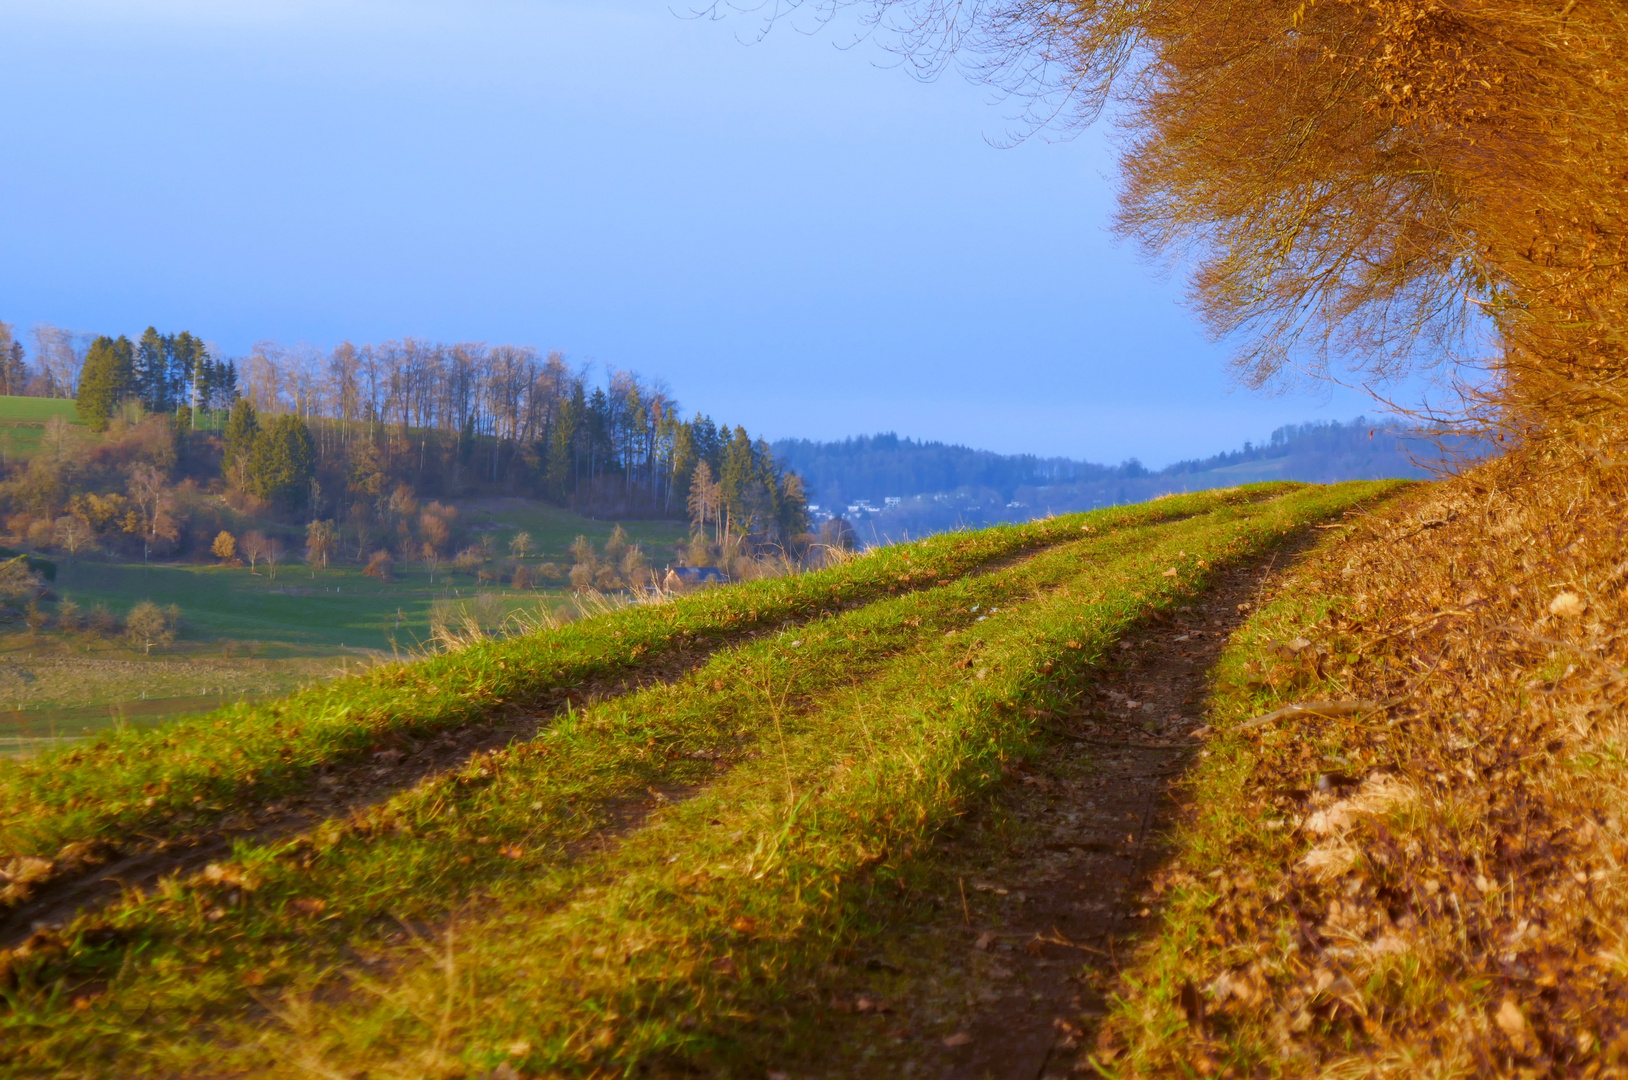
left=741, top=0, right=1626, bottom=431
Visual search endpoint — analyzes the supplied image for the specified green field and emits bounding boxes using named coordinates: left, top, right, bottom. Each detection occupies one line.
left=0, top=481, right=1409, bottom=1078
left=0, top=503, right=690, bottom=743
left=0, top=395, right=80, bottom=464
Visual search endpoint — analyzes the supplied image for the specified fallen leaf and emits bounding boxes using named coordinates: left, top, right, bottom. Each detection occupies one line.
left=1162, top=567, right=1179, bottom=577
left=731, top=916, right=758, bottom=934
left=291, top=898, right=328, bottom=916
left=973, top=931, right=998, bottom=950
left=1496, top=997, right=1529, bottom=1040
left=499, top=844, right=525, bottom=860
left=1548, top=591, right=1585, bottom=617
left=942, top=1032, right=972, bottom=1047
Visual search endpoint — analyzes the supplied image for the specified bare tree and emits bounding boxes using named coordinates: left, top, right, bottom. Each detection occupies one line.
left=30, top=324, right=87, bottom=398
left=263, top=536, right=284, bottom=580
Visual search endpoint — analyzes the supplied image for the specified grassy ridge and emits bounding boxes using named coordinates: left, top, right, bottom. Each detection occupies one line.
left=252, top=482, right=1395, bottom=1079
left=3, top=512, right=1196, bottom=1071
left=0, top=482, right=1395, bottom=1075
left=0, top=485, right=1291, bottom=884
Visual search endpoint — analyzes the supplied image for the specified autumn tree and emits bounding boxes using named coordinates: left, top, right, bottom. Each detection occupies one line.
left=746, top=0, right=1627, bottom=435
left=212, top=531, right=237, bottom=562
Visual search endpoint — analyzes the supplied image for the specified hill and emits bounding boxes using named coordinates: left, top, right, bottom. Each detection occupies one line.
left=774, top=417, right=1477, bottom=539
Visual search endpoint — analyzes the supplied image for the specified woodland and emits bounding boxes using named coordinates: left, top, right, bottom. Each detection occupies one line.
left=0, top=323, right=810, bottom=567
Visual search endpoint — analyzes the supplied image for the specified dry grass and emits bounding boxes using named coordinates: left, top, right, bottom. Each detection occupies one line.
left=1095, top=441, right=1628, bottom=1077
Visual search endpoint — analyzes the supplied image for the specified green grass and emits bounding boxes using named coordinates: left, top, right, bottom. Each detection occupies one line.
left=458, top=496, right=693, bottom=564
left=0, top=396, right=78, bottom=423
left=0, top=486, right=1284, bottom=885
left=0, top=481, right=1404, bottom=1077
left=52, top=559, right=547, bottom=652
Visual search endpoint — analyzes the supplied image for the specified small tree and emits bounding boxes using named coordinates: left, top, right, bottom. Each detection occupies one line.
left=241, top=530, right=268, bottom=573
left=212, top=530, right=237, bottom=562
left=263, top=535, right=284, bottom=580
left=362, top=550, right=394, bottom=582
left=305, top=519, right=336, bottom=572
left=508, top=530, right=533, bottom=560
left=126, top=600, right=179, bottom=651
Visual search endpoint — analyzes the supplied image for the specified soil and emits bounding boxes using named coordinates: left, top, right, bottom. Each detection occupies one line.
left=788, top=545, right=1302, bottom=1080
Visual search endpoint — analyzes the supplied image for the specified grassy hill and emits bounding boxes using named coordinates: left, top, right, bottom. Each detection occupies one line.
left=0, top=466, right=1618, bottom=1077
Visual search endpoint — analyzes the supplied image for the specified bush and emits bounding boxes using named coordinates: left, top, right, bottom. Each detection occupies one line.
left=126, top=601, right=180, bottom=648
left=511, top=564, right=536, bottom=590
left=87, top=603, right=119, bottom=635
left=568, top=563, right=595, bottom=590
left=363, top=550, right=394, bottom=582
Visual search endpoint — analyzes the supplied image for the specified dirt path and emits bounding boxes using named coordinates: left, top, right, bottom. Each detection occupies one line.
left=789, top=547, right=1297, bottom=1080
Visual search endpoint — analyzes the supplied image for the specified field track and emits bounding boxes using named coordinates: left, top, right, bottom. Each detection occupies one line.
left=0, top=481, right=1404, bottom=1077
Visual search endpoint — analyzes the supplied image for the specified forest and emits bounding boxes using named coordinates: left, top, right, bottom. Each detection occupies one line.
left=0, top=321, right=809, bottom=566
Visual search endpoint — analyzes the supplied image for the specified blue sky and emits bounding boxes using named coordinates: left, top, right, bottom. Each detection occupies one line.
left=0, top=0, right=1411, bottom=466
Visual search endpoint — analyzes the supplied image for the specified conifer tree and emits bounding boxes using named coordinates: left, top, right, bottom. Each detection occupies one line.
left=245, top=414, right=316, bottom=511
left=222, top=399, right=259, bottom=473
left=135, top=327, right=171, bottom=413
left=75, top=335, right=134, bottom=432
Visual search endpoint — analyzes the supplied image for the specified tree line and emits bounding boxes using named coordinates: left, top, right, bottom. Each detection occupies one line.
left=0, top=319, right=810, bottom=563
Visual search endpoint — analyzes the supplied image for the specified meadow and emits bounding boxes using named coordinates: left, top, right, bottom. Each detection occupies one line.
left=0, top=480, right=1407, bottom=1077
left=0, top=492, right=690, bottom=748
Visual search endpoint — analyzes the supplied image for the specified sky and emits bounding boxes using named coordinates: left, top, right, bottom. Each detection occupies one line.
left=0, top=0, right=1419, bottom=467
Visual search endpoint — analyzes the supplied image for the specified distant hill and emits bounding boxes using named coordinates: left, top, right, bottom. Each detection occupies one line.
left=774, top=418, right=1479, bottom=540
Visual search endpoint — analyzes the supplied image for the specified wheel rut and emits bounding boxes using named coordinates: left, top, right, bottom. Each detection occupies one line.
left=0, top=532, right=1121, bottom=950
left=790, top=542, right=1312, bottom=1080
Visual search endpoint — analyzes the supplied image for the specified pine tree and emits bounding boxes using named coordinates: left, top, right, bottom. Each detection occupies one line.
left=171, top=332, right=207, bottom=424
left=245, top=414, right=316, bottom=510
left=135, top=327, right=171, bottom=413
left=223, top=399, right=259, bottom=473
left=1, top=342, right=25, bottom=396
left=718, top=426, right=757, bottom=538
left=75, top=335, right=134, bottom=432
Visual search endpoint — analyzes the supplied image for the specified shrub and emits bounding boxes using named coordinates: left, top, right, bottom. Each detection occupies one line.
left=0, top=557, right=44, bottom=607
left=511, top=564, right=536, bottom=590
left=363, top=550, right=394, bottom=582
left=57, top=598, right=81, bottom=632
left=126, top=601, right=179, bottom=648
left=87, top=603, right=119, bottom=635
left=212, top=530, right=237, bottom=562
left=568, top=563, right=595, bottom=590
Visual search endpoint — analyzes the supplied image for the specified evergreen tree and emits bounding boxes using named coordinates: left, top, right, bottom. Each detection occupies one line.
left=172, top=332, right=207, bottom=423
left=135, top=327, right=171, bottom=413
left=668, top=420, right=698, bottom=513
left=1, top=342, right=25, bottom=396
left=222, top=399, right=260, bottom=474
left=777, top=471, right=811, bottom=539
left=75, top=335, right=134, bottom=432
left=245, top=414, right=316, bottom=511
left=718, top=426, right=758, bottom=536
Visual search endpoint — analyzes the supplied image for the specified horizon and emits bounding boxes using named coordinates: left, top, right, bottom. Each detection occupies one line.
left=0, top=0, right=1428, bottom=465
